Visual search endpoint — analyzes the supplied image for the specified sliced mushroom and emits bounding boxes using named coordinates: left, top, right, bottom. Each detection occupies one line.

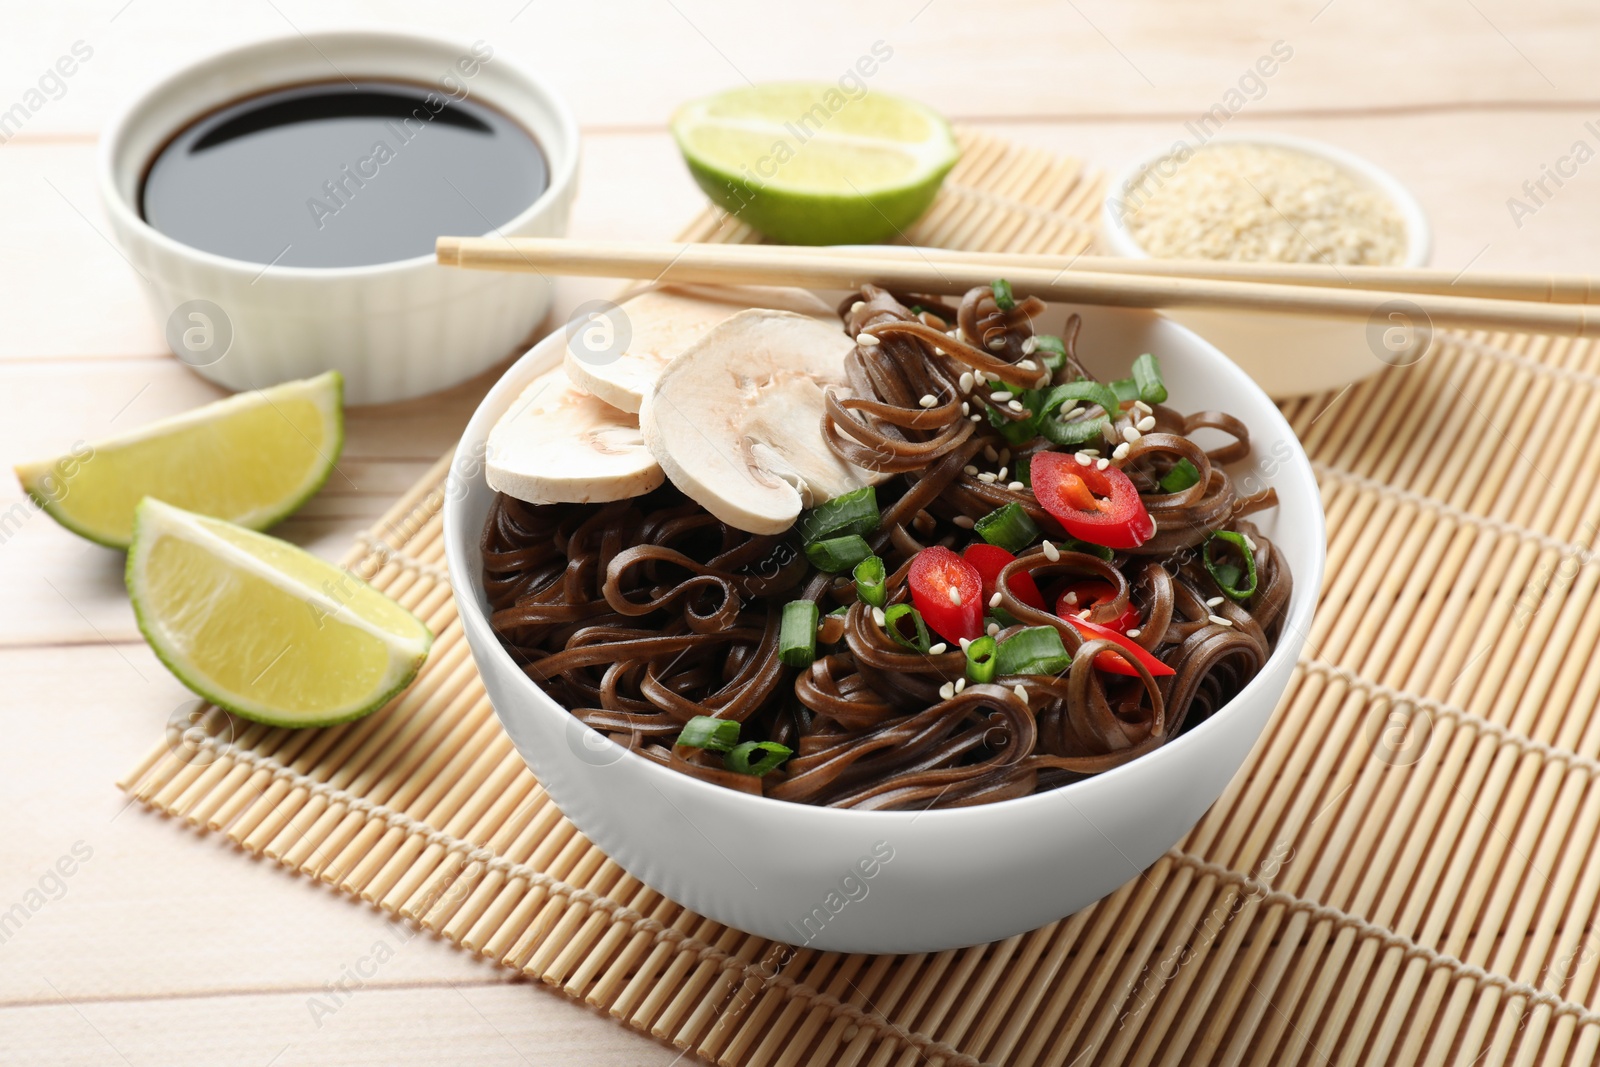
left=564, top=284, right=834, bottom=414
left=640, top=309, right=886, bottom=535
left=487, top=365, right=664, bottom=504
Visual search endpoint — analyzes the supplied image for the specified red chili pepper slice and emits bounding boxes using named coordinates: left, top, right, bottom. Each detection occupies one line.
left=1054, top=579, right=1139, bottom=634
left=961, top=543, right=1046, bottom=612
left=1030, top=452, right=1154, bottom=550
left=908, top=546, right=984, bottom=643
left=1063, top=615, right=1175, bottom=677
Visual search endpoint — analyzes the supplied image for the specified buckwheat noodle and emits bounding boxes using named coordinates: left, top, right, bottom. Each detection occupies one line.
left=482, top=285, right=1291, bottom=810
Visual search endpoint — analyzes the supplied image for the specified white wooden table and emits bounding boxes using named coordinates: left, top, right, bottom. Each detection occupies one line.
left=3, top=2, right=1596, bottom=1062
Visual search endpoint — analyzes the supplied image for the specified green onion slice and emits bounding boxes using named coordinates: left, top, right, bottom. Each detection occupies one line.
left=828, top=605, right=850, bottom=617
left=1204, top=530, right=1259, bottom=600
left=974, top=503, right=1040, bottom=554
left=1157, top=457, right=1201, bottom=494
left=724, top=740, right=793, bottom=776
left=1041, top=412, right=1109, bottom=447
left=1110, top=378, right=1139, bottom=404
left=995, top=626, right=1074, bottom=676
left=805, top=534, right=873, bottom=573
left=883, top=603, right=932, bottom=653
left=853, top=555, right=888, bottom=607
left=1131, top=352, right=1167, bottom=405
left=676, top=715, right=740, bottom=753
left=965, top=635, right=998, bottom=682
left=1059, top=537, right=1116, bottom=561
left=779, top=600, right=820, bottom=668
left=1031, top=334, right=1067, bottom=375
left=991, top=278, right=1016, bottom=311
left=797, top=486, right=879, bottom=545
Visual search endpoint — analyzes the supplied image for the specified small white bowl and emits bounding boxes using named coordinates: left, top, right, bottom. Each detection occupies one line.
left=98, top=29, right=579, bottom=404
left=442, top=302, right=1326, bottom=954
left=1100, top=132, right=1431, bottom=400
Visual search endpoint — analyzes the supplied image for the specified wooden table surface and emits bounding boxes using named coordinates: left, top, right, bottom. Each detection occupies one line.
left=4, top=2, right=1597, bottom=1063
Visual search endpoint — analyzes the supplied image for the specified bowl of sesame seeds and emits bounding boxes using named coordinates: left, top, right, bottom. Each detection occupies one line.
left=1100, top=132, right=1431, bottom=399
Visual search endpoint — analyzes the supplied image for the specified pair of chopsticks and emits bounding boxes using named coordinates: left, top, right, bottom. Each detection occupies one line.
left=434, top=237, right=1600, bottom=337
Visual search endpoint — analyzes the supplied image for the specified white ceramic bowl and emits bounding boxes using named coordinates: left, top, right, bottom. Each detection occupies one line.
left=442, top=305, right=1326, bottom=953
left=1101, top=132, right=1431, bottom=400
left=98, top=29, right=579, bottom=404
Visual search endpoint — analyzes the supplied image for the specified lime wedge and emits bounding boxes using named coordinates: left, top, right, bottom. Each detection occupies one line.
left=15, top=372, right=343, bottom=549
left=127, top=498, right=432, bottom=728
left=672, top=82, right=959, bottom=245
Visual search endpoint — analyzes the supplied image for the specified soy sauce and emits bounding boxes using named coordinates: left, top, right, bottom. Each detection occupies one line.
left=140, top=79, right=548, bottom=268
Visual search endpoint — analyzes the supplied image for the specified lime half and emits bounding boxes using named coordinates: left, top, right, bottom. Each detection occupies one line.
left=128, top=499, right=432, bottom=728
left=672, top=83, right=959, bottom=245
left=15, top=372, right=343, bottom=549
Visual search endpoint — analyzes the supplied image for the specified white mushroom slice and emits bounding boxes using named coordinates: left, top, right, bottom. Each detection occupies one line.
left=487, top=366, right=664, bottom=504
left=640, top=309, right=885, bottom=535
left=564, top=284, right=834, bottom=414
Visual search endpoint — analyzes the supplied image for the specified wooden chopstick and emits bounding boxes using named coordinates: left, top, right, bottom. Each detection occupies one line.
left=435, top=237, right=1600, bottom=338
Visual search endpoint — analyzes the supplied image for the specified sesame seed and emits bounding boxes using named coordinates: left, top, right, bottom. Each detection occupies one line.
left=953, top=515, right=976, bottom=528
left=970, top=414, right=983, bottom=422
left=955, top=677, right=967, bottom=693
left=872, top=606, right=887, bottom=626
left=919, top=394, right=938, bottom=408
left=1018, top=358, right=1039, bottom=371
left=987, top=622, right=1001, bottom=636
left=929, top=642, right=947, bottom=655
left=1123, top=425, right=1142, bottom=443
left=939, top=682, right=955, bottom=700
left=948, top=587, right=962, bottom=606
left=1021, top=337, right=1037, bottom=354
left=1062, top=406, right=1085, bottom=420
left=1042, top=541, right=1060, bottom=561
left=1075, top=453, right=1091, bottom=466
left=984, top=445, right=999, bottom=462
left=978, top=472, right=997, bottom=483
left=1113, top=443, right=1131, bottom=460
left=1063, top=592, right=1078, bottom=605
left=1137, top=415, right=1157, bottom=432
left=959, top=637, right=972, bottom=651
left=1244, top=535, right=1258, bottom=552
left=987, top=337, right=1007, bottom=350
left=1007, top=400, right=1025, bottom=412
left=1014, top=684, right=1028, bottom=702
left=1209, top=614, right=1234, bottom=627
left=1206, top=596, right=1224, bottom=607
left=1078, top=609, right=1090, bottom=619
left=1127, top=628, right=1142, bottom=639
left=961, top=401, right=971, bottom=415
left=1082, top=449, right=1100, bottom=456
left=1096, top=458, right=1110, bottom=470
left=991, top=390, right=1014, bottom=402
left=850, top=301, right=865, bottom=313
left=964, top=464, right=979, bottom=476
left=989, top=592, right=1002, bottom=608
left=1008, top=481, right=1025, bottom=491
left=959, top=371, right=974, bottom=393
left=997, top=466, right=1008, bottom=480
left=934, top=347, right=946, bottom=356
left=858, top=332, right=881, bottom=346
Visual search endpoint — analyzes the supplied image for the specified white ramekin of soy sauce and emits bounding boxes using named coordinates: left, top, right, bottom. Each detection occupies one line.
left=98, top=29, right=579, bottom=404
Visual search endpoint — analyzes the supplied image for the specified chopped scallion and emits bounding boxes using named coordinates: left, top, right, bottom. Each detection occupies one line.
left=991, top=278, right=1016, bottom=311
left=1157, top=458, right=1201, bottom=494
left=1131, top=352, right=1167, bottom=405
left=974, top=503, right=1039, bottom=554
left=805, top=534, right=873, bottom=573
left=853, top=555, right=888, bottom=607
left=995, top=626, right=1074, bottom=676
left=1042, top=412, right=1109, bottom=447
left=1060, top=537, right=1116, bottom=561
left=724, top=740, right=793, bottom=776
left=828, top=605, right=850, bottom=617
left=779, top=600, right=820, bottom=668
left=1110, top=378, right=1139, bottom=404
left=1031, top=334, right=1067, bottom=375
left=883, top=603, right=932, bottom=653
left=676, top=715, right=740, bottom=753
left=1204, top=530, right=1259, bottom=600
left=797, top=486, right=879, bottom=545
left=966, top=635, right=998, bottom=683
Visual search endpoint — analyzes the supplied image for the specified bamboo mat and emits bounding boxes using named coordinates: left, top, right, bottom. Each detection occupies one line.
left=120, top=128, right=1600, bottom=1066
